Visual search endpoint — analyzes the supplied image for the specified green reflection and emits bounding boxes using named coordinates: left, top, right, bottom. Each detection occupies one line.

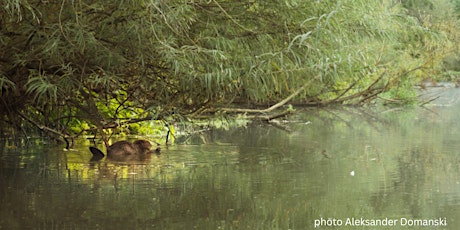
left=2, top=91, right=460, bottom=229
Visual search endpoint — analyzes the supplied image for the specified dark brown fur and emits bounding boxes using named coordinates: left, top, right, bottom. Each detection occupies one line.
left=89, top=140, right=157, bottom=162
left=107, top=140, right=152, bottom=156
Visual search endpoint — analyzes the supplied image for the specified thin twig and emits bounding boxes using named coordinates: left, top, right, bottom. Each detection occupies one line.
left=419, top=96, right=440, bottom=106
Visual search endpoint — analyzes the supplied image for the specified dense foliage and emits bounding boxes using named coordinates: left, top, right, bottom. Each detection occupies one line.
left=1, top=0, right=459, bottom=144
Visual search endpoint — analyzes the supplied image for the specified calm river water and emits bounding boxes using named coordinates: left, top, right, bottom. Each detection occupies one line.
left=1, top=88, right=460, bottom=229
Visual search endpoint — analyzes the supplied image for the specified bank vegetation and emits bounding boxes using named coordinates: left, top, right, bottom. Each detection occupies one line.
left=1, top=0, right=460, bottom=146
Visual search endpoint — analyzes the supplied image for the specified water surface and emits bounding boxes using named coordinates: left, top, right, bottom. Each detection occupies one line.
left=1, top=88, right=460, bottom=229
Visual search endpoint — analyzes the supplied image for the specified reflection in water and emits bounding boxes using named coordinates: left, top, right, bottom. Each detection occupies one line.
left=1, top=89, right=460, bottom=229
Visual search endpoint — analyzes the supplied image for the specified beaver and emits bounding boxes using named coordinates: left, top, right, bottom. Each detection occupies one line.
left=89, top=140, right=159, bottom=161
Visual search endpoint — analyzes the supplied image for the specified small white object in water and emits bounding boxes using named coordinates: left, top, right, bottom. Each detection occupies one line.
left=350, top=170, right=355, bottom=176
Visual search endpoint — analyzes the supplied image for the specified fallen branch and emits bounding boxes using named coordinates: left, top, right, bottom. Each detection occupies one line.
left=419, top=96, right=440, bottom=106
left=246, top=109, right=294, bottom=121
left=217, top=76, right=317, bottom=114
left=17, top=112, right=75, bottom=148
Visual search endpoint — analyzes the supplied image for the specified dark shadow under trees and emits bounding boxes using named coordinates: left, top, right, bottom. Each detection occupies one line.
left=1, top=0, right=459, bottom=147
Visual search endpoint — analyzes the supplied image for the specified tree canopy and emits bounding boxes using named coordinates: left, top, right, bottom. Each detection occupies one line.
left=1, top=0, right=459, bottom=145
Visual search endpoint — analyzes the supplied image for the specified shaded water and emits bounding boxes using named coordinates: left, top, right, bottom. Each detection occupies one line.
left=1, top=89, right=460, bottom=229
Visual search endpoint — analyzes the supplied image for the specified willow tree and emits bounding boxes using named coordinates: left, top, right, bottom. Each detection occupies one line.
left=0, top=0, right=458, bottom=145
